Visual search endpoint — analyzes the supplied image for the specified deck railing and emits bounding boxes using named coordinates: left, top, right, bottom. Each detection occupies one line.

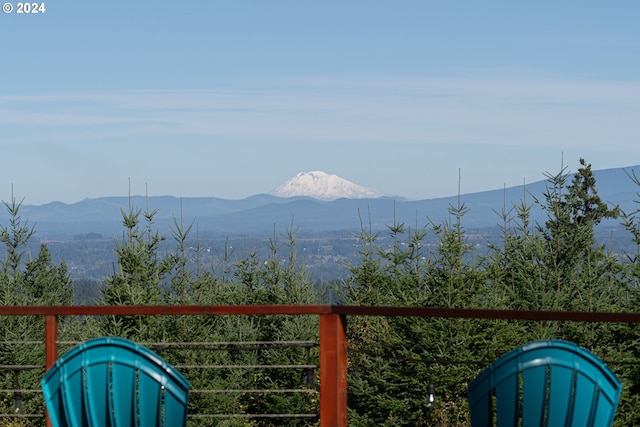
left=3, top=304, right=640, bottom=426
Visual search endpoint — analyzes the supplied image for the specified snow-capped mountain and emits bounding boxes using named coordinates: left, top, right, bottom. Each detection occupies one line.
left=271, top=171, right=383, bottom=200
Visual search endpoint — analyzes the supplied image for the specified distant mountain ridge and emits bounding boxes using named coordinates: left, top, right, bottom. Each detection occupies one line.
left=271, top=171, right=383, bottom=200
left=5, top=165, right=640, bottom=239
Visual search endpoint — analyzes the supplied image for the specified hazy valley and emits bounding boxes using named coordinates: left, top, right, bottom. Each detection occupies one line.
left=4, top=165, right=640, bottom=290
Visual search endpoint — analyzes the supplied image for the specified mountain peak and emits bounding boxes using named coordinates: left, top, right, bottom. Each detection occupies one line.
left=271, top=171, right=383, bottom=200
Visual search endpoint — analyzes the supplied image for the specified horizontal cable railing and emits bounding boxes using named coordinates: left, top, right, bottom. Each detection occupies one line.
left=0, top=338, right=319, bottom=422
left=3, top=304, right=640, bottom=426
left=166, top=339, right=319, bottom=420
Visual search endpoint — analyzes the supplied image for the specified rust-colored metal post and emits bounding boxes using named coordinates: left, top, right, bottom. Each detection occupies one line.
left=319, top=313, right=347, bottom=427
left=45, top=314, right=58, bottom=370
left=44, top=314, right=57, bottom=427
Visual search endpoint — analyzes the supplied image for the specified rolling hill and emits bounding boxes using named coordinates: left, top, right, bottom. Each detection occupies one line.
left=3, top=165, right=639, bottom=240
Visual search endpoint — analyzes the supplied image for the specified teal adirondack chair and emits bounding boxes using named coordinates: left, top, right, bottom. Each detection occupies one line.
left=468, top=340, right=622, bottom=427
left=41, top=337, right=190, bottom=427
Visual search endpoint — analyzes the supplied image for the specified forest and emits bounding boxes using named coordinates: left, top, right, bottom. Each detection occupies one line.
left=2, top=158, right=640, bottom=426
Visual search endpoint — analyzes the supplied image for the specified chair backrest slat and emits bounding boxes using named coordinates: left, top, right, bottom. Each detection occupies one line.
left=494, top=374, right=517, bottom=426
left=84, top=358, right=110, bottom=426
left=547, top=365, right=573, bottom=423
left=522, top=365, right=546, bottom=427
left=110, top=360, right=136, bottom=426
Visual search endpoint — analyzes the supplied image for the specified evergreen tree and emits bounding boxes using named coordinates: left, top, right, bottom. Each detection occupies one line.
left=344, top=202, right=486, bottom=425
left=98, top=201, right=172, bottom=340
left=233, top=225, right=320, bottom=423
left=537, top=158, right=619, bottom=295
left=615, top=168, right=640, bottom=425
left=0, top=193, right=76, bottom=424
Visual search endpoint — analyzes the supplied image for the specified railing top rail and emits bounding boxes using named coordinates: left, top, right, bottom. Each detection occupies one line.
left=330, top=306, right=640, bottom=323
left=0, top=304, right=333, bottom=316
left=1, top=304, right=640, bottom=323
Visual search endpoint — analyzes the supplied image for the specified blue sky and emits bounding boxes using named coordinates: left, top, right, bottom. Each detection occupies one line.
left=2, top=1, right=639, bottom=205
